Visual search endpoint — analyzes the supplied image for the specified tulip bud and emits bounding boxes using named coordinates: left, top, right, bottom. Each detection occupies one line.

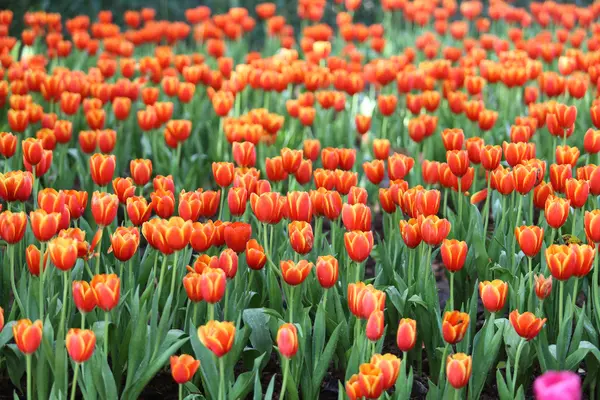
left=12, top=319, right=43, bottom=354
left=396, top=318, right=417, bottom=352
left=276, top=323, right=298, bottom=358
left=316, top=256, right=339, bottom=289
left=478, top=280, right=508, bottom=313
left=170, top=354, right=200, bottom=384
left=509, top=310, right=546, bottom=340
left=442, top=311, right=470, bottom=344
left=197, top=320, right=235, bottom=357
left=66, top=329, right=96, bottom=363
left=446, top=353, right=472, bottom=389
left=366, top=310, right=385, bottom=342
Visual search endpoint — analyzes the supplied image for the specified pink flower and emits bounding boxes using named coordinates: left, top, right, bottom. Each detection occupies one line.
left=534, top=371, right=581, bottom=400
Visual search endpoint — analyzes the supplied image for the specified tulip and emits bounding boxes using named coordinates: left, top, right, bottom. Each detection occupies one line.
left=479, top=280, right=508, bottom=313
left=72, top=280, right=97, bottom=314
left=246, top=239, right=266, bottom=270
left=440, top=239, right=468, bottom=273
left=280, top=260, right=313, bottom=286
left=30, top=209, right=60, bottom=242
left=545, top=196, right=569, bottom=229
left=510, top=310, right=546, bottom=341
left=0, top=170, right=33, bottom=202
left=316, top=256, right=338, bottom=289
left=151, top=189, right=176, bottom=218
left=89, top=153, right=116, bottom=186
left=344, top=230, right=374, bottom=264
left=182, top=272, right=202, bottom=303
left=363, top=160, right=385, bottom=185
left=345, top=374, right=363, bottom=400
left=26, top=244, right=47, bottom=276
left=154, top=175, right=175, bottom=193
left=212, top=162, right=235, bottom=187
left=446, top=353, right=472, bottom=389
left=0, top=307, right=3, bottom=332
left=22, top=138, right=44, bottom=166
left=48, top=237, right=78, bottom=271
left=288, top=221, right=313, bottom=254
left=442, top=311, right=470, bottom=344
left=91, top=191, right=119, bottom=227
left=200, top=268, right=227, bottom=304
left=189, top=221, right=214, bottom=252
left=0, top=211, right=27, bottom=244
left=197, top=320, right=235, bottom=357
left=64, top=190, right=88, bottom=220
left=533, top=370, right=581, bottom=400
left=357, top=285, right=386, bottom=320
left=358, top=363, right=385, bottom=399
left=223, top=222, right=252, bottom=253
left=366, top=310, right=385, bottom=342
left=534, top=274, right=553, bottom=300
left=108, top=227, right=140, bottom=262
left=545, top=244, right=576, bottom=281
left=419, top=215, right=451, bottom=246
left=112, top=177, right=135, bottom=204
left=277, top=323, right=298, bottom=358
left=218, top=248, right=238, bottom=279
left=66, top=329, right=96, bottom=363
left=13, top=319, right=43, bottom=355
left=396, top=318, right=417, bottom=352
left=170, top=354, right=200, bottom=385
left=250, top=192, right=281, bottom=224
left=515, top=226, right=544, bottom=258
left=285, top=191, right=313, bottom=222
left=126, top=196, right=152, bottom=226
left=570, top=244, right=594, bottom=278
left=227, top=187, right=248, bottom=216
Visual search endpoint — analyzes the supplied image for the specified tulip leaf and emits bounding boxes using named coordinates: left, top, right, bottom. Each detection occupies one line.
left=243, top=308, right=273, bottom=357
left=469, top=316, right=504, bottom=400
left=189, top=324, right=219, bottom=400
left=313, top=323, right=341, bottom=396
left=3, top=345, right=24, bottom=392
left=312, top=298, right=327, bottom=361
left=264, top=375, right=276, bottom=400
left=557, top=298, right=574, bottom=369
left=566, top=341, right=600, bottom=371
left=230, top=371, right=254, bottom=400
left=0, top=321, right=15, bottom=348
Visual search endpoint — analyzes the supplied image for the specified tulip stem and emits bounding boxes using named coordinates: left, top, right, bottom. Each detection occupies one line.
left=511, top=195, right=524, bottom=273
left=454, top=387, right=461, bottom=400
left=482, top=177, right=492, bottom=240
left=407, top=249, right=414, bottom=287
left=59, top=271, right=70, bottom=336
left=449, top=272, right=454, bottom=310
left=39, top=242, right=46, bottom=322
left=104, top=311, right=110, bottom=358
left=528, top=257, right=533, bottom=296
left=157, top=255, right=168, bottom=301
left=457, top=179, right=462, bottom=224
left=178, top=384, right=183, bottom=400
left=572, top=279, right=579, bottom=311
left=70, top=363, right=79, bottom=400
left=169, top=251, right=180, bottom=298
left=355, top=262, right=361, bottom=283
left=593, top=247, right=600, bottom=328
left=280, top=357, right=290, bottom=400
left=559, top=280, right=565, bottom=327
left=223, top=283, right=230, bottom=320
left=208, top=303, right=215, bottom=322
left=512, top=338, right=526, bottom=396
left=81, top=313, right=86, bottom=329
left=218, top=186, right=226, bottom=221
left=218, top=357, right=226, bottom=400
left=94, top=229, right=103, bottom=275
left=26, top=354, right=32, bottom=400
left=437, top=343, right=449, bottom=385
left=9, top=245, right=24, bottom=317
left=288, top=286, right=294, bottom=323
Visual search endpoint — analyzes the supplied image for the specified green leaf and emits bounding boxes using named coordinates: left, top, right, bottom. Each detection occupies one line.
left=243, top=308, right=273, bottom=356
left=189, top=325, right=219, bottom=400
left=312, top=323, right=342, bottom=398
left=311, top=300, right=327, bottom=365
left=566, top=341, right=600, bottom=370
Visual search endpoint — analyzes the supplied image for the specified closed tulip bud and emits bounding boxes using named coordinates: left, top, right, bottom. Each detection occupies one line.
left=334, top=170, right=358, bottom=195
left=534, top=274, right=553, bottom=300
left=545, top=244, right=576, bottom=281
left=370, top=354, right=400, bottom=390
left=342, top=203, right=372, bottom=232
left=22, top=138, right=44, bottom=165
left=366, top=310, right=385, bottom=341
left=585, top=210, right=600, bottom=243
left=358, top=363, right=385, bottom=399
left=265, top=157, right=288, bottom=182
left=227, top=187, right=247, bottom=216
left=321, top=148, right=339, bottom=170
left=48, top=237, right=78, bottom=271
left=72, top=281, right=97, bottom=313
left=151, top=190, right=175, bottom=218
left=223, top=222, right=251, bottom=253
left=442, top=311, right=470, bottom=344
left=91, top=191, right=118, bottom=227
left=108, top=227, right=139, bottom=262
left=200, top=267, right=227, bottom=303
left=303, top=139, right=320, bottom=161
left=232, top=141, right=256, bottom=168
left=446, top=150, right=470, bottom=177
left=197, top=320, right=235, bottom=357
left=510, top=310, right=546, bottom=340
left=182, top=273, right=202, bottom=302
left=363, top=160, right=385, bottom=185
left=288, top=221, right=313, bottom=254
left=416, top=189, right=440, bottom=216
left=187, top=221, right=213, bottom=252
left=441, top=128, right=464, bottom=151
left=26, top=244, right=47, bottom=276
left=277, top=323, right=298, bottom=358
left=0, top=211, right=27, bottom=244
left=246, top=239, right=266, bottom=270
left=112, top=177, right=135, bottom=204
left=348, top=187, right=368, bottom=205
left=549, top=163, right=572, bottom=193
left=250, top=192, right=281, bottom=224
left=479, top=145, right=502, bottom=171
left=373, top=139, right=390, bottom=160
left=129, top=159, right=152, bottom=186
left=440, top=239, right=468, bottom=272
left=379, top=188, right=396, bottom=214
left=358, top=285, right=386, bottom=319
left=281, top=148, right=303, bottom=174
left=544, top=196, right=569, bottom=229
left=281, top=259, right=313, bottom=286
left=323, top=190, right=343, bottom=220
left=0, top=132, right=17, bottom=159
left=388, top=153, right=415, bottom=181
left=64, top=190, right=88, bottom=220
left=286, top=191, right=313, bottom=222
left=316, top=255, right=339, bottom=288
left=419, top=215, right=451, bottom=246
left=218, top=248, right=238, bottom=278
left=66, top=329, right=96, bottom=363
left=490, top=167, right=515, bottom=196
left=570, top=243, right=595, bottom=278
left=12, top=319, right=43, bottom=354
left=212, top=162, right=234, bottom=187
left=170, top=354, right=200, bottom=384
left=512, top=164, right=537, bottom=195
left=479, top=280, right=508, bottom=313
left=584, top=129, right=600, bottom=154
left=345, top=230, right=374, bottom=263
left=396, top=318, right=417, bottom=352
left=91, top=274, right=120, bottom=311
left=446, top=353, right=472, bottom=389
left=89, top=153, right=116, bottom=186
left=515, top=226, right=544, bottom=258
left=126, top=196, right=152, bottom=226
left=345, top=374, right=363, bottom=400
left=564, top=178, right=589, bottom=209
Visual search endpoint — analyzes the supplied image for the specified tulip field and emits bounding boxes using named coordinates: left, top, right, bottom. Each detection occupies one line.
left=3, top=0, right=600, bottom=398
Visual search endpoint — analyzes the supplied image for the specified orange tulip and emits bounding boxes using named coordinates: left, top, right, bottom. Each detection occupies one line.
left=545, top=244, right=576, bottom=281
left=277, top=323, right=299, bottom=358
left=509, top=310, right=546, bottom=341
left=479, top=280, right=508, bottom=313
left=396, top=318, right=417, bottom=352
left=440, top=239, right=468, bottom=272
left=288, top=221, right=313, bottom=254
left=544, top=196, right=569, bottom=229
left=280, top=260, right=313, bottom=286
left=72, top=281, right=97, bottom=313
left=22, top=138, right=44, bottom=165
left=570, top=243, right=595, bottom=278
left=112, top=177, right=136, bottom=204
left=419, top=215, right=451, bottom=246
left=66, top=329, right=96, bottom=363
left=316, top=255, right=338, bottom=289
left=366, top=310, right=385, bottom=341
left=130, top=159, right=152, bottom=186
left=30, top=209, right=60, bottom=242
left=564, top=178, right=589, bottom=209
left=91, top=191, right=118, bottom=227
left=442, top=311, right=470, bottom=344
left=345, top=375, right=363, bottom=400
left=514, top=226, right=544, bottom=258
left=170, top=354, right=200, bottom=384
left=0, top=211, right=27, bottom=244
left=89, top=153, right=116, bottom=186
left=12, top=319, right=43, bottom=354
left=344, top=230, right=374, bottom=263
left=224, top=222, right=252, bottom=253
left=370, top=353, right=400, bottom=390
left=534, top=275, right=553, bottom=300
left=358, top=363, right=385, bottom=399
left=126, top=196, right=152, bottom=226
left=48, top=237, right=78, bottom=271
left=151, top=189, right=176, bottom=218
left=200, top=267, right=227, bottom=303
left=108, top=227, right=140, bottom=262
left=91, top=274, right=120, bottom=311
left=212, top=162, right=235, bottom=187
left=197, top=320, right=235, bottom=357
left=446, top=353, right=472, bottom=389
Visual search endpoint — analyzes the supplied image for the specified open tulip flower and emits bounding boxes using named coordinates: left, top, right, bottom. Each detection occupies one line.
left=0, top=3, right=597, bottom=400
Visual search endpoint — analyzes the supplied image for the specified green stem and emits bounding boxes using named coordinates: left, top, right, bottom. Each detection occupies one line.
left=512, top=339, right=526, bottom=396
left=288, top=286, right=294, bottom=323
left=218, top=186, right=226, bottom=221
left=594, top=247, right=600, bottom=328
left=70, top=363, right=79, bottom=400
left=104, top=311, right=110, bottom=358
left=449, top=272, right=455, bottom=310
left=571, top=208, right=578, bottom=236
left=457, top=179, right=462, bottom=223
left=169, top=251, right=180, bottom=297
left=454, top=387, right=461, bottom=400
left=482, top=177, right=492, bottom=240
left=511, top=195, right=524, bottom=273
left=208, top=303, right=215, bottom=321
left=559, top=279, right=565, bottom=326
left=529, top=193, right=534, bottom=225
left=218, top=357, right=226, bottom=400
left=438, top=343, right=449, bottom=385
left=94, top=229, right=103, bottom=275
left=81, top=313, right=86, bottom=329
left=355, top=261, right=361, bottom=283
left=280, top=357, right=290, bottom=400
left=59, top=271, right=70, bottom=335
left=223, top=281, right=230, bottom=320
left=528, top=257, right=533, bottom=295
left=156, top=255, right=168, bottom=300
left=39, top=242, right=46, bottom=321
left=9, top=245, right=24, bottom=317
left=26, top=354, right=32, bottom=400
left=572, top=279, right=579, bottom=311
left=407, top=249, right=414, bottom=287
